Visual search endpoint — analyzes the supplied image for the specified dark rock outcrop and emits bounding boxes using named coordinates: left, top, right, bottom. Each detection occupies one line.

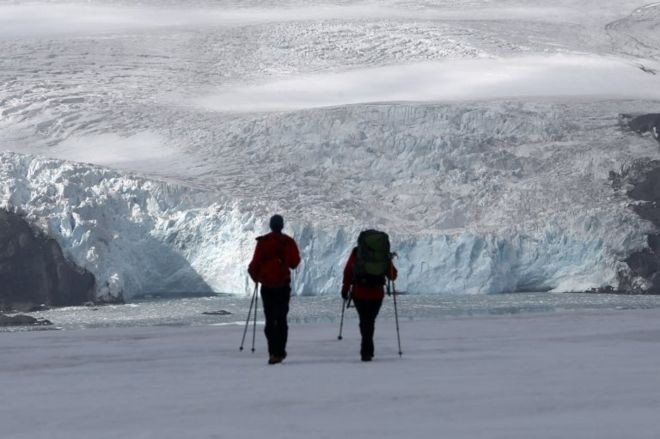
left=621, top=113, right=660, bottom=143
left=610, top=160, right=660, bottom=293
left=0, top=314, right=52, bottom=326
left=0, top=209, right=95, bottom=312
left=202, top=310, right=232, bottom=316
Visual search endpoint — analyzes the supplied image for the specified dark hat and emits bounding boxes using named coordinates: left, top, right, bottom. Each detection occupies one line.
left=269, top=214, right=284, bottom=232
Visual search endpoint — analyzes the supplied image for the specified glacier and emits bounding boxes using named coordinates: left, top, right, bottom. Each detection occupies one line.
left=2, top=0, right=660, bottom=299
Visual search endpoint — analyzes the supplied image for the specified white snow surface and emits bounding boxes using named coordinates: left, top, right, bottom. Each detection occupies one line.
left=193, top=55, right=660, bottom=112
left=2, top=308, right=660, bottom=439
left=2, top=0, right=660, bottom=298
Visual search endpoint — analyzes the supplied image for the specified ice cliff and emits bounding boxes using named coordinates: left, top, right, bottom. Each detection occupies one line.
left=2, top=101, right=659, bottom=299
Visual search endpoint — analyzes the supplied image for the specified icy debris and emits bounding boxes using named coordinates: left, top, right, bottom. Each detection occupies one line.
left=97, top=273, right=124, bottom=304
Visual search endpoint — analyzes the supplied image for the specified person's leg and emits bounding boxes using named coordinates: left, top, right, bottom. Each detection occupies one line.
left=260, top=286, right=277, bottom=357
left=365, top=299, right=383, bottom=358
left=271, top=285, right=291, bottom=358
left=354, top=298, right=382, bottom=360
left=354, top=299, right=374, bottom=359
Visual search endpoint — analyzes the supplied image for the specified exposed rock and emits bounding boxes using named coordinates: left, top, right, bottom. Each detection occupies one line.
left=621, top=113, right=660, bottom=143
left=0, top=314, right=52, bottom=326
left=610, top=160, right=660, bottom=293
left=202, top=310, right=232, bottom=316
left=0, top=209, right=96, bottom=311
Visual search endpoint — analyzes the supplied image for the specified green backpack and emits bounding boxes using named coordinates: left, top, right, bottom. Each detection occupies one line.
left=353, top=230, right=391, bottom=286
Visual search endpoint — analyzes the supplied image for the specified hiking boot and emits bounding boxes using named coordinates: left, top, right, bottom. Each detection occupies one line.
left=361, top=355, right=373, bottom=362
left=268, top=355, right=283, bottom=365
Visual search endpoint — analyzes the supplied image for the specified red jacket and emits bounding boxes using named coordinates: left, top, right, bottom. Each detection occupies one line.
left=248, top=232, right=300, bottom=288
left=341, top=248, right=398, bottom=300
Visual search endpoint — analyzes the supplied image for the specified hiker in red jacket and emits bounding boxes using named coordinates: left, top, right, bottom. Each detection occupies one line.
left=248, top=214, right=300, bottom=364
left=341, top=241, right=397, bottom=362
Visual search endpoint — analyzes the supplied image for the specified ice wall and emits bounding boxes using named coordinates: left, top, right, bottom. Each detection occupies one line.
left=0, top=141, right=652, bottom=300
left=0, top=153, right=252, bottom=300
left=4, top=95, right=660, bottom=300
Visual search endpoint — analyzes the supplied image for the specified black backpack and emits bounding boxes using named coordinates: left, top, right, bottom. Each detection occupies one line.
left=353, top=230, right=391, bottom=286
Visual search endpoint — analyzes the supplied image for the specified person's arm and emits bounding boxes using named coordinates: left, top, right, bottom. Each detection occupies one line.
left=247, top=239, right=263, bottom=283
left=287, top=237, right=301, bottom=270
left=387, top=261, right=398, bottom=281
left=341, top=250, right=356, bottom=299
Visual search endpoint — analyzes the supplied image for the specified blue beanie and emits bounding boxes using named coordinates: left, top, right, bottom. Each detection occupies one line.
left=269, top=214, right=284, bottom=232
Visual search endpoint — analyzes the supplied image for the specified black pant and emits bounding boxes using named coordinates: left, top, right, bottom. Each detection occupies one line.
left=260, top=285, right=291, bottom=357
left=353, top=298, right=383, bottom=358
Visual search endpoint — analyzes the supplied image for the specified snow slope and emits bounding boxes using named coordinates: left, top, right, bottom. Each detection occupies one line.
left=2, top=308, right=660, bottom=439
left=2, top=0, right=660, bottom=298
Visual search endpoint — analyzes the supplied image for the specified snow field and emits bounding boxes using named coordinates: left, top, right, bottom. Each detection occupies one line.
left=2, top=309, right=660, bottom=439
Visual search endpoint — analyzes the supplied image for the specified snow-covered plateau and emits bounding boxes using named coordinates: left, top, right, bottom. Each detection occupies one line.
left=2, top=0, right=660, bottom=299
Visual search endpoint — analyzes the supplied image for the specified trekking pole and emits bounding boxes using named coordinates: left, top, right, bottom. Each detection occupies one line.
left=338, top=298, right=346, bottom=340
left=251, top=283, right=259, bottom=353
left=338, top=289, right=351, bottom=340
left=240, top=282, right=258, bottom=351
left=389, top=279, right=403, bottom=357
